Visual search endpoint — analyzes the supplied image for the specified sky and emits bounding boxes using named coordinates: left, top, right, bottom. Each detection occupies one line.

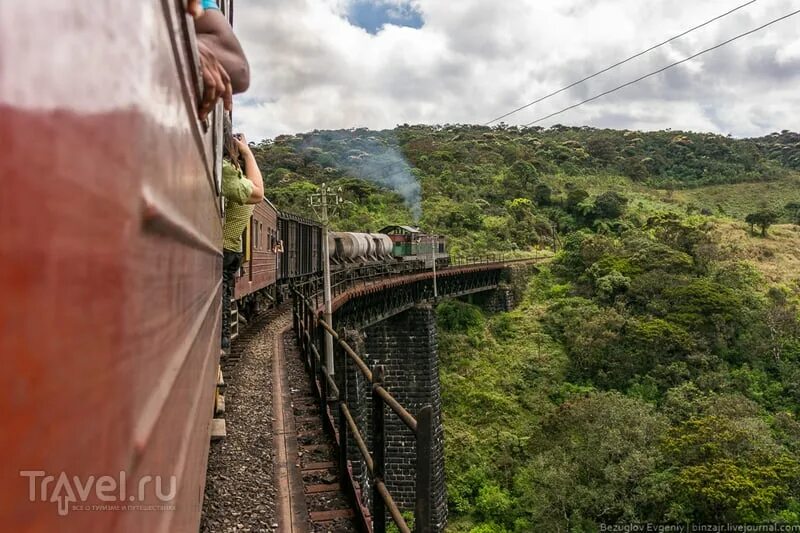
left=231, top=0, right=800, bottom=142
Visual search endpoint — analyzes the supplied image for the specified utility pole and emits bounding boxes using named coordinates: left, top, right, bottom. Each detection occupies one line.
left=431, top=234, right=438, bottom=299
left=418, top=234, right=438, bottom=299
left=310, top=183, right=342, bottom=376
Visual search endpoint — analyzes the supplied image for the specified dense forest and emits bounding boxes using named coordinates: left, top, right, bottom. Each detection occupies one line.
left=251, top=125, right=800, bottom=531
left=252, top=125, right=800, bottom=253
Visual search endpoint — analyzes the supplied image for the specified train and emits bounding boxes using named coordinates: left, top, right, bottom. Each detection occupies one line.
left=0, top=1, right=448, bottom=531
left=231, top=210, right=448, bottom=333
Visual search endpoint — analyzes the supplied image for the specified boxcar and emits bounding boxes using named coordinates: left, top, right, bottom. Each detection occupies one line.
left=278, top=212, right=323, bottom=281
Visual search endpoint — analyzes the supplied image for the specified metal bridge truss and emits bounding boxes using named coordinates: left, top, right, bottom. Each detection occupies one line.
left=288, top=260, right=516, bottom=532
left=330, top=264, right=505, bottom=329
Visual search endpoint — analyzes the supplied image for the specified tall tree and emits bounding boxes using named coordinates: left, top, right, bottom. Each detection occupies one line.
left=745, top=210, right=779, bottom=237
left=593, top=191, right=629, bottom=219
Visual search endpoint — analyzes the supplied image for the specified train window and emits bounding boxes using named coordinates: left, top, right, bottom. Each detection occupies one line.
left=252, top=219, right=257, bottom=250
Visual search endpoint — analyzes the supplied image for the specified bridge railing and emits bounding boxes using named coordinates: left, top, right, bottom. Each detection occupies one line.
left=292, top=287, right=433, bottom=533
left=294, top=252, right=537, bottom=309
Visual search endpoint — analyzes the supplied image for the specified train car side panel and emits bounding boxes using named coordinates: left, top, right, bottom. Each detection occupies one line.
left=234, top=200, right=279, bottom=299
left=0, top=2, right=222, bottom=531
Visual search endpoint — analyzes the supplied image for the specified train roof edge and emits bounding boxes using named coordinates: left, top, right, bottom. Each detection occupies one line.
left=278, top=209, right=322, bottom=227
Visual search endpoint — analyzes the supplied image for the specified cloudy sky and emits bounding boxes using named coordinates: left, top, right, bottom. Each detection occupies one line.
left=231, top=0, right=800, bottom=142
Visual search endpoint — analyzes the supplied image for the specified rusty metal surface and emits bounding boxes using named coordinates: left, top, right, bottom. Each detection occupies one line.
left=0, top=1, right=222, bottom=531
left=295, top=295, right=435, bottom=533
left=273, top=325, right=311, bottom=533
left=328, top=261, right=530, bottom=314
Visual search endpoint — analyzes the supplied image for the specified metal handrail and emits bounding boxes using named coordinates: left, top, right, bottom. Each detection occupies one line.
left=287, top=253, right=544, bottom=532
left=377, top=480, right=411, bottom=533
left=309, top=341, right=340, bottom=398
left=294, top=252, right=539, bottom=304
left=374, top=385, right=417, bottom=433
left=341, top=403, right=373, bottom=473
left=292, top=288, right=433, bottom=533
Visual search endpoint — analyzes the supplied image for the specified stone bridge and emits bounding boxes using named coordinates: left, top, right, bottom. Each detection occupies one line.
left=293, top=260, right=538, bottom=532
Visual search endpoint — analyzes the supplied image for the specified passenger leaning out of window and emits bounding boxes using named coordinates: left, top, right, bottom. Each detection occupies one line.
left=220, top=117, right=264, bottom=350
left=187, top=0, right=251, bottom=120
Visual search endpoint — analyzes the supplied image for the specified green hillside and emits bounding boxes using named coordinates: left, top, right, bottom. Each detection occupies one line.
left=251, top=125, right=800, bottom=531
left=252, top=125, right=800, bottom=255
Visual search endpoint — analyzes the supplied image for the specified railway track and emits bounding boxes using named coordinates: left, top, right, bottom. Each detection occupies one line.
left=201, top=307, right=289, bottom=533
left=202, top=304, right=359, bottom=532
left=275, top=328, right=358, bottom=532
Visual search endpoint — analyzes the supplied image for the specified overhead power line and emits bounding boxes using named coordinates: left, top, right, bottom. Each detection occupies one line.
left=523, top=7, right=800, bottom=126
left=484, top=0, right=759, bottom=125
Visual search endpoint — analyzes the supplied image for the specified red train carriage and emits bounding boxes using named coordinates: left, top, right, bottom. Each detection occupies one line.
left=0, top=1, right=232, bottom=531
left=234, top=200, right=280, bottom=315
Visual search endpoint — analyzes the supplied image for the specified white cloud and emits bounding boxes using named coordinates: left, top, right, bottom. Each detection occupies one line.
left=776, top=38, right=800, bottom=63
left=232, top=0, right=800, bottom=141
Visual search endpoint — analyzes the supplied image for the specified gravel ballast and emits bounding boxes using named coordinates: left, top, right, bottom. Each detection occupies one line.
left=201, top=307, right=291, bottom=533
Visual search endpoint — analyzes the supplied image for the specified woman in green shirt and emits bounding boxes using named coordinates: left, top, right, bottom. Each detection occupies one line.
left=220, top=121, right=264, bottom=350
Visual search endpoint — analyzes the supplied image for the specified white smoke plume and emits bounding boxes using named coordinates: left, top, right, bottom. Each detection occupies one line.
left=301, top=130, right=422, bottom=219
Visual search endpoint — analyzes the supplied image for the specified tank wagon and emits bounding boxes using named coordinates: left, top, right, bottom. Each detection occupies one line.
left=324, top=227, right=447, bottom=267
left=328, top=232, right=394, bottom=263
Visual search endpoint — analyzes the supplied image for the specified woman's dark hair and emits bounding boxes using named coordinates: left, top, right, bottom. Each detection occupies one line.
left=222, top=114, right=241, bottom=169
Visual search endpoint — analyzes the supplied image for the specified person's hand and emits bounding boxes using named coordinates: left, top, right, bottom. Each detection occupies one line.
left=186, top=0, right=203, bottom=18
left=197, top=40, right=233, bottom=120
left=233, top=133, right=252, bottom=155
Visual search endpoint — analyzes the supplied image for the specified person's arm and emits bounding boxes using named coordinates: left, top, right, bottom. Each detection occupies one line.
left=195, top=9, right=250, bottom=93
left=186, top=0, right=203, bottom=18
left=197, top=42, right=232, bottom=119
left=233, top=135, right=264, bottom=203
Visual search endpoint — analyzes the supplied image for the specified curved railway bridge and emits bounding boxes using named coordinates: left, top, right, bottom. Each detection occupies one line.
left=287, top=257, right=540, bottom=533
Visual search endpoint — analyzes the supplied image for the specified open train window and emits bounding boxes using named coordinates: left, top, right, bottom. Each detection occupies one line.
left=172, top=0, right=233, bottom=204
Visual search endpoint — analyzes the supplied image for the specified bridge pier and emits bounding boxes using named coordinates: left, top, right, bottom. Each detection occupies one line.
left=467, top=284, right=515, bottom=312
left=316, top=260, right=541, bottom=530
left=340, top=304, right=447, bottom=532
